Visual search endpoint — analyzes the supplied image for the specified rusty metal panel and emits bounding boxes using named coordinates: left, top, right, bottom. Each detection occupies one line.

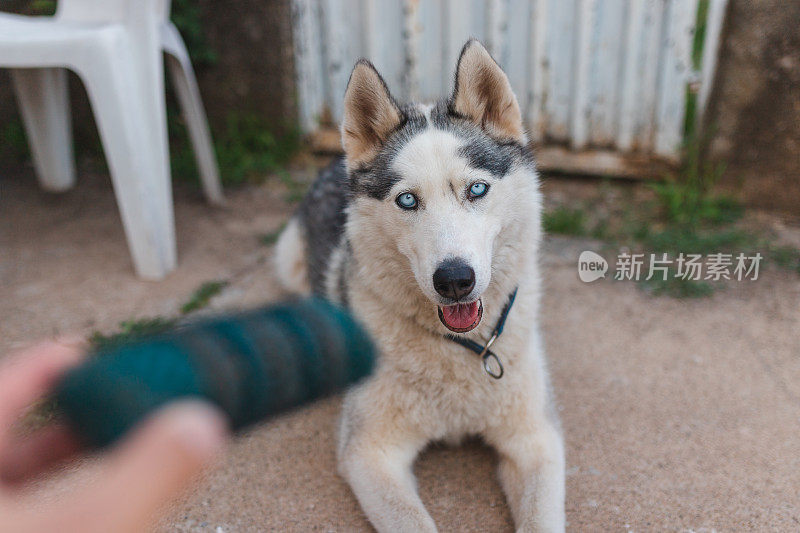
left=292, top=0, right=727, bottom=166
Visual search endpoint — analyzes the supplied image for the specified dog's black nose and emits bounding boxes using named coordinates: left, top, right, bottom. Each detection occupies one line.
left=433, top=259, right=475, bottom=301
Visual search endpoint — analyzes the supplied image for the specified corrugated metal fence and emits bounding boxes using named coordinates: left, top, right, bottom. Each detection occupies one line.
left=292, top=0, right=728, bottom=167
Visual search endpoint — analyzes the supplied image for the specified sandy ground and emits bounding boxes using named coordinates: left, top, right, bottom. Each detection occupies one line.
left=2, top=166, right=799, bottom=532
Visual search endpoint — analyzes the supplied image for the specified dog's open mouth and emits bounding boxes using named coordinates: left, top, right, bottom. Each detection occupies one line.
left=438, top=300, right=483, bottom=333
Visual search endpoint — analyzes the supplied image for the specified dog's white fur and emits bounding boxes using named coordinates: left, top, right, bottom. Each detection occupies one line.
left=275, top=40, right=564, bottom=532
left=274, top=217, right=310, bottom=294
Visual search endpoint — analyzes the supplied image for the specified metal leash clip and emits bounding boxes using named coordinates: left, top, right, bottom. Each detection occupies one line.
left=479, top=332, right=504, bottom=379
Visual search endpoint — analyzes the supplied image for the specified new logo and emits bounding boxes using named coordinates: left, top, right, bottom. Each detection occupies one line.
left=578, top=251, right=608, bottom=282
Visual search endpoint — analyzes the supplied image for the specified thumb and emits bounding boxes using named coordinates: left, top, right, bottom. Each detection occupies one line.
left=55, top=401, right=229, bottom=533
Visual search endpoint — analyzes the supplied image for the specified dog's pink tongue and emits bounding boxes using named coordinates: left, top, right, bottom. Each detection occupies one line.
left=441, top=301, right=480, bottom=330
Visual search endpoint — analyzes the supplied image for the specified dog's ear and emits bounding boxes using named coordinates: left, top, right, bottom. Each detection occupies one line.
left=341, top=60, right=403, bottom=168
left=450, top=39, right=525, bottom=142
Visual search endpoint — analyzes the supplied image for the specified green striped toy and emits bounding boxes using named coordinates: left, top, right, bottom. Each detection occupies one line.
left=54, top=298, right=375, bottom=448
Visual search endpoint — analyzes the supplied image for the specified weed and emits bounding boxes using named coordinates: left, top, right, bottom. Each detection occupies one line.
left=543, top=206, right=587, bottom=236
left=90, top=317, right=177, bottom=351
left=570, top=130, right=756, bottom=298
left=769, top=245, right=800, bottom=274
left=181, top=280, right=228, bottom=314
left=260, top=223, right=287, bottom=246
left=217, top=116, right=300, bottom=185
left=589, top=219, right=610, bottom=240
left=636, top=225, right=754, bottom=256
left=0, top=120, right=29, bottom=162
left=643, top=266, right=715, bottom=299
left=170, top=0, right=217, bottom=67
left=651, top=133, right=741, bottom=228
left=623, top=130, right=751, bottom=299
left=89, top=280, right=229, bottom=352
left=21, top=316, right=177, bottom=426
left=16, top=0, right=56, bottom=15
left=170, top=113, right=301, bottom=186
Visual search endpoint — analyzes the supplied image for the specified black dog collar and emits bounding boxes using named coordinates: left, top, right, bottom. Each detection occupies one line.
left=444, top=288, right=518, bottom=379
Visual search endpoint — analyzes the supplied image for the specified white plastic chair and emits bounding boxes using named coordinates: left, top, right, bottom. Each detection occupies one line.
left=0, top=0, right=223, bottom=279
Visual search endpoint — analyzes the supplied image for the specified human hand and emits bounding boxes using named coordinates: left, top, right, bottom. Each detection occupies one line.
left=0, top=341, right=229, bottom=533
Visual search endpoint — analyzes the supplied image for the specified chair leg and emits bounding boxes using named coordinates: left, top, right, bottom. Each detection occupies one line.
left=165, top=43, right=223, bottom=204
left=11, top=68, right=76, bottom=192
left=78, top=50, right=176, bottom=279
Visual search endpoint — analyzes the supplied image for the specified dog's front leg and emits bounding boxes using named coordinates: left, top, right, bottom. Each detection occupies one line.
left=338, top=434, right=436, bottom=533
left=487, top=419, right=565, bottom=533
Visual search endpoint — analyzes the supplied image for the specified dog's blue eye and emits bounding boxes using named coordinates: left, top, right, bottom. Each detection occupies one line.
left=396, top=192, right=418, bottom=210
left=468, top=182, right=489, bottom=198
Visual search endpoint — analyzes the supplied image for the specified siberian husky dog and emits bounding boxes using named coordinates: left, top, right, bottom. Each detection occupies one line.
left=275, top=40, right=564, bottom=532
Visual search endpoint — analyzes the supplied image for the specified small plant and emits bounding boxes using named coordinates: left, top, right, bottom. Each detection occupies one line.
left=636, top=225, right=754, bottom=258
left=170, top=113, right=301, bottom=187
left=623, top=130, right=754, bottom=297
left=12, top=0, right=57, bottom=16
left=572, top=130, right=756, bottom=299
left=90, top=317, right=177, bottom=351
left=544, top=206, right=587, bottom=236
left=643, top=266, right=715, bottom=299
left=769, top=245, right=800, bottom=274
left=650, top=179, right=743, bottom=228
left=181, top=280, right=228, bottom=314
left=0, top=120, right=29, bottom=162
left=170, top=0, right=217, bottom=67
left=651, top=132, right=742, bottom=228
left=216, top=116, right=300, bottom=185
left=260, top=223, right=287, bottom=246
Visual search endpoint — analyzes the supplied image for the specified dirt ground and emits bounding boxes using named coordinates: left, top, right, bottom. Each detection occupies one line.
left=2, top=166, right=799, bottom=532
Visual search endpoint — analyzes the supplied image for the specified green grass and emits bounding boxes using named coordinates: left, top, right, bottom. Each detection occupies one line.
left=622, top=225, right=753, bottom=299
left=24, top=316, right=178, bottom=426
left=643, top=266, right=716, bottom=299
left=589, top=218, right=610, bottom=240
left=170, top=0, right=217, bottom=67
left=45, top=279, right=224, bottom=424
left=769, top=245, right=800, bottom=274
left=9, top=0, right=57, bottom=16
left=652, top=181, right=743, bottom=228
left=90, top=317, right=177, bottom=351
left=260, top=223, right=287, bottom=246
left=645, top=134, right=749, bottom=250
left=180, top=280, right=228, bottom=314
left=0, top=120, right=29, bottom=162
left=87, top=279, right=229, bottom=354
left=213, top=116, right=301, bottom=186
left=648, top=227, right=752, bottom=256
left=169, top=113, right=302, bottom=187
left=88, top=279, right=231, bottom=353
left=653, top=130, right=739, bottom=227
left=638, top=132, right=749, bottom=257
left=562, top=130, right=758, bottom=298
left=543, top=206, right=588, bottom=236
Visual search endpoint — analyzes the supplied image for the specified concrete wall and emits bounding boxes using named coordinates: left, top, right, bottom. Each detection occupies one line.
left=704, top=0, right=800, bottom=215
